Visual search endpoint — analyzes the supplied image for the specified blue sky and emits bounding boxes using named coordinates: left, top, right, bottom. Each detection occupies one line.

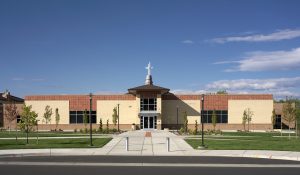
left=1, top=0, right=300, bottom=99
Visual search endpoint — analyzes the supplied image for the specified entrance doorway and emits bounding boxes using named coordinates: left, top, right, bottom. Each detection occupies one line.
left=140, top=116, right=157, bottom=129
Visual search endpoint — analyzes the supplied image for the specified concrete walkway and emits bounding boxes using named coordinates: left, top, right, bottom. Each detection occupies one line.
left=102, top=130, right=194, bottom=156
left=1, top=130, right=300, bottom=162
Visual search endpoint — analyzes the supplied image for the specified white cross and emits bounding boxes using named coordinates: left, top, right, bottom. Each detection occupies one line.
left=145, top=62, right=153, bottom=75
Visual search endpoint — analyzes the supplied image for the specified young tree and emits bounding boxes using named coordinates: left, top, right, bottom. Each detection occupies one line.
left=271, top=109, right=276, bottom=131
left=99, top=118, right=103, bottom=133
left=194, top=120, right=198, bottom=135
left=112, top=107, right=118, bottom=128
left=282, top=100, right=296, bottom=139
left=246, top=108, right=253, bottom=132
left=55, top=108, right=60, bottom=130
left=19, top=105, right=38, bottom=144
left=296, top=100, right=300, bottom=137
left=106, top=119, right=109, bottom=133
left=216, top=90, right=228, bottom=94
left=4, top=101, right=18, bottom=132
left=183, top=111, right=188, bottom=133
left=212, top=110, right=217, bottom=131
left=43, top=105, right=52, bottom=125
left=242, top=108, right=253, bottom=132
left=83, top=109, right=88, bottom=129
left=242, top=110, right=247, bottom=131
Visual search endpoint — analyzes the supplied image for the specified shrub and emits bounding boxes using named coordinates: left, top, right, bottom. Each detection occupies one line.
left=74, top=129, right=77, bottom=133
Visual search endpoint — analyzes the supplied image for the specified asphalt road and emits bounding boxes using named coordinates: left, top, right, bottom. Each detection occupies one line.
left=0, top=156, right=299, bottom=175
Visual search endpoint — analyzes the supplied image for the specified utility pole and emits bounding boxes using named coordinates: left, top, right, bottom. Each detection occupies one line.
left=176, top=105, right=179, bottom=131
left=198, top=94, right=205, bottom=149
left=89, top=93, right=93, bottom=146
left=117, top=103, right=120, bottom=132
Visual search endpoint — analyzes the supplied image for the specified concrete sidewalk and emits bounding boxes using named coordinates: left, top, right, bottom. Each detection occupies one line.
left=1, top=130, right=300, bottom=162
left=102, top=130, right=194, bottom=156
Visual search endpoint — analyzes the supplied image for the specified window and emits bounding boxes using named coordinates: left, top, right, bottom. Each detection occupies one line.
left=201, top=110, right=228, bottom=123
left=140, top=98, right=157, bottom=111
left=69, top=111, right=97, bottom=124
left=17, top=115, right=21, bottom=123
left=274, top=114, right=281, bottom=129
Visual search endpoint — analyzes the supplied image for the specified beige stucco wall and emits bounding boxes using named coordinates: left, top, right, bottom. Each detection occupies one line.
left=162, top=100, right=200, bottom=124
left=97, top=100, right=138, bottom=126
left=25, top=101, right=69, bottom=124
left=228, top=100, right=273, bottom=124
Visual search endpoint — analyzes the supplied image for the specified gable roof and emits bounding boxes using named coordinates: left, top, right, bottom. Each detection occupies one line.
left=128, top=84, right=170, bottom=95
left=0, top=93, right=24, bottom=103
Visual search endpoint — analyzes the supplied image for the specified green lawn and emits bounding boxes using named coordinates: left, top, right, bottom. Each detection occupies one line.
left=185, top=132, right=300, bottom=151
left=0, top=138, right=112, bottom=149
left=0, top=131, right=107, bottom=138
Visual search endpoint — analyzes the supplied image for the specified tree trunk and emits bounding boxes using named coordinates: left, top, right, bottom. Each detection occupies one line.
left=288, top=122, right=291, bottom=139
left=9, top=122, right=11, bottom=133
left=296, top=120, right=298, bottom=138
left=26, top=124, right=29, bottom=144
left=248, top=122, right=250, bottom=132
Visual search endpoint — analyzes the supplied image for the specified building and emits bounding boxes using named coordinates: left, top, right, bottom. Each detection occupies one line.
left=23, top=63, right=277, bottom=131
left=0, top=90, right=24, bottom=130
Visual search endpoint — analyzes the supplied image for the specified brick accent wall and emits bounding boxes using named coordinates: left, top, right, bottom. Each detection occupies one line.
left=25, top=95, right=136, bottom=111
left=163, top=94, right=273, bottom=110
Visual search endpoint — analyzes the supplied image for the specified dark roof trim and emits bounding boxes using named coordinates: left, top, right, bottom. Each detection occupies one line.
left=128, top=84, right=170, bottom=95
left=0, top=93, right=24, bottom=103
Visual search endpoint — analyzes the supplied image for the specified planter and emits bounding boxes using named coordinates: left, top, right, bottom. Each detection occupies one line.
left=131, top=124, right=136, bottom=131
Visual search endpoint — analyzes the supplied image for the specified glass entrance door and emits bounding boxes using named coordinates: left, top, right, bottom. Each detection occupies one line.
left=141, top=116, right=157, bottom=129
left=149, top=117, right=154, bottom=128
left=144, top=116, right=149, bottom=129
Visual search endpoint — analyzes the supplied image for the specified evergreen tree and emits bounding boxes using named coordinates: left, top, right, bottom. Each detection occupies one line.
left=55, top=108, right=60, bottom=130
left=112, top=107, right=118, bottom=127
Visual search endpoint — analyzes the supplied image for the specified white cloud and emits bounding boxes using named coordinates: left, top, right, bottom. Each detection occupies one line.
left=181, top=40, right=194, bottom=44
left=205, top=77, right=300, bottom=98
left=211, top=29, right=300, bottom=43
left=217, top=47, right=300, bottom=72
left=172, top=77, right=300, bottom=99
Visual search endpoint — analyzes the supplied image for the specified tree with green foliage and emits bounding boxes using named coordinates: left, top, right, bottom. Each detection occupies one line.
left=55, top=108, right=60, bottom=130
left=283, top=100, right=296, bottom=139
left=43, top=105, right=52, bottom=125
left=194, top=120, right=198, bottom=135
left=83, top=109, right=88, bottom=129
left=246, top=108, right=253, bottom=131
left=99, top=118, right=103, bottom=133
left=216, top=90, right=228, bottom=94
left=19, top=105, right=38, bottom=144
left=212, top=110, right=217, bottom=131
left=242, top=108, right=253, bottom=132
left=271, top=109, right=276, bottom=130
left=242, top=110, right=247, bottom=131
left=106, top=119, right=109, bottom=133
left=296, top=102, right=300, bottom=137
left=112, top=107, right=118, bottom=128
left=183, top=111, right=188, bottom=133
